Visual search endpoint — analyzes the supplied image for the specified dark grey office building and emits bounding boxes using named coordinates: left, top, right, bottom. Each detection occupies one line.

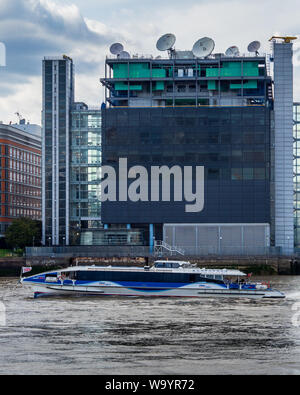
left=100, top=38, right=294, bottom=255
left=102, top=106, right=271, bottom=225
left=42, top=56, right=74, bottom=246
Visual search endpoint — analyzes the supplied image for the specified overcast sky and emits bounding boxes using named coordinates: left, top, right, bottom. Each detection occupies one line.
left=0, top=0, right=300, bottom=125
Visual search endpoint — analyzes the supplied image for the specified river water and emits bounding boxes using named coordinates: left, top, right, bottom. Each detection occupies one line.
left=0, top=276, right=300, bottom=375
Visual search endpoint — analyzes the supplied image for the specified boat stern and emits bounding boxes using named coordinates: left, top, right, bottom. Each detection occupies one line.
left=262, top=289, right=285, bottom=299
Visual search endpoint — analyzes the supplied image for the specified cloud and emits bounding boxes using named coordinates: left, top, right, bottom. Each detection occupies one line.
left=0, top=76, right=42, bottom=125
left=0, top=0, right=300, bottom=124
left=0, top=0, right=118, bottom=123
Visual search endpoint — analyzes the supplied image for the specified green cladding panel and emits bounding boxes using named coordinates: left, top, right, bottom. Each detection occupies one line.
left=208, top=80, right=217, bottom=90
left=113, top=62, right=168, bottom=79
left=243, top=62, right=259, bottom=76
left=230, top=83, right=242, bottom=89
left=130, top=85, right=142, bottom=91
left=206, top=68, right=219, bottom=77
left=113, top=63, right=150, bottom=78
left=152, top=69, right=167, bottom=78
left=113, top=64, right=128, bottom=78
left=243, top=80, right=258, bottom=89
left=114, top=82, right=142, bottom=90
left=129, top=63, right=150, bottom=78
left=114, top=82, right=128, bottom=90
left=230, top=80, right=258, bottom=89
left=206, top=63, right=242, bottom=77
left=153, top=81, right=165, bottom=91
left=221, top=62, right=242, bottom=77
left=206, top=61, right=259, bottom=78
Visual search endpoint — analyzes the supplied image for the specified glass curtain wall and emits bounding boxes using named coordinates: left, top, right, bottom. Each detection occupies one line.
left=102, top=106, right=271, bottom=225
left=294, top=103, right=300, bottom=248
left=70, top=110, right=102, bottom=245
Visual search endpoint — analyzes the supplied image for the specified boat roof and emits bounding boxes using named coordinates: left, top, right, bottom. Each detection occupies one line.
left=154, top=260, right=191, bottom=265
left=196, top=268, right=246, bottom=276
left=39, top=265, right=246, bottom=277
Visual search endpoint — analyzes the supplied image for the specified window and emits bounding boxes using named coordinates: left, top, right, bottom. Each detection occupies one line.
left=243, top=168, right=253, bottom=180
left=231, top=168, right=242, bottom=180
left=208, top=168, right=220, bottom=180
left=254, top=168, right=265, bottom=180
left=88, top=115, right=101, bottom=128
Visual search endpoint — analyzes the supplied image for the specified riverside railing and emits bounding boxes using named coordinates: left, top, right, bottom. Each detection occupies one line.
left=26, top=245, right=283, bottom=258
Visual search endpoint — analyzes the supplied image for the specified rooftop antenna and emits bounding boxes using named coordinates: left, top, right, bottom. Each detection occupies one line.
left=15, top=112, right=25, bottom=123
left=247, top=41, right=261, bottom=56
left=156, top=33, right=176, bottom=58
left=225, top=46, right=240, bottom=57
left=192, top=37, right=215, bottom=58
left=15, top=112, right=22, bottom=120
left=110, top=43, right=124, bottom=57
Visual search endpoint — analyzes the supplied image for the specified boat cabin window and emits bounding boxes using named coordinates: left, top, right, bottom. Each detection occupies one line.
left=45, top=273, right=59, bottom=283
left=154, top=262, right=180, bottom=269
left=61, top=271, right=77, bottom=280
left=75, top=270, right=226, bottom=284
left=189, top=274, right=197, bottom=283
left=45, top=273, right=57, bottom=278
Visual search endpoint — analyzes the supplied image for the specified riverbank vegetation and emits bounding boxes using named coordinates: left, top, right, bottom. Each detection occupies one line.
left=4, top=218, right=42, bottom=250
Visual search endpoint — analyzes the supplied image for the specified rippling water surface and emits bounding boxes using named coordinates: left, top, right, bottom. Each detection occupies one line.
left=1, top=276, right=300, bottom=375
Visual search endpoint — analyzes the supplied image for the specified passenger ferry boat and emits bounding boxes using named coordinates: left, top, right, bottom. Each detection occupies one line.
left=21, top=260, right=285, bottom=299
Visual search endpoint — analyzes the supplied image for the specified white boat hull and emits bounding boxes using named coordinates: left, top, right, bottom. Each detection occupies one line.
left=26, top=282, right=285, bottom=299
left=21, top=264, right=285, bottom=299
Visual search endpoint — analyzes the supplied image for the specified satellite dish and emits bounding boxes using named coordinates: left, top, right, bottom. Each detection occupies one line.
left=110, top=43, right=124, bottom=55
left=192, top=37, right=215, bottom=58
left=119, top=51, right=130, bottom=59
left=248, top=41, right=261, bottom=55
left=156, top=34, right=176, bottom=51
left=225, top=46, right=240, bottom=56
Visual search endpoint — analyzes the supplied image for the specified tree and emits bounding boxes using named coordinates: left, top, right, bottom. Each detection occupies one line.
left=5, top=218, right=42, bottom=250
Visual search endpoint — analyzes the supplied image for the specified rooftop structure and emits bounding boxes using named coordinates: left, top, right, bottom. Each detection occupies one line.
left=101, top=36, right=273, bottom=109
left=11, top=120, right=41, bottom=137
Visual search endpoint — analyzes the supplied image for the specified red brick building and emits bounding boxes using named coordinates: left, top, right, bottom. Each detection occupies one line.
left=0, top=123, right=42, bottom=237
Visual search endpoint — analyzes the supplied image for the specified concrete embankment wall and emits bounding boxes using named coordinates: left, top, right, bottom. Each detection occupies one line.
left=0, top=258, right=26, bottom=277
left=0, top=255, right=300, bottom=276
left=0, top=257, right=70, bottom=277
left=170, top=256, right=299, bottom=275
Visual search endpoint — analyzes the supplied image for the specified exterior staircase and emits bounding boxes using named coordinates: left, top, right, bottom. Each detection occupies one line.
left=154, top=240, right=185, bottom=257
